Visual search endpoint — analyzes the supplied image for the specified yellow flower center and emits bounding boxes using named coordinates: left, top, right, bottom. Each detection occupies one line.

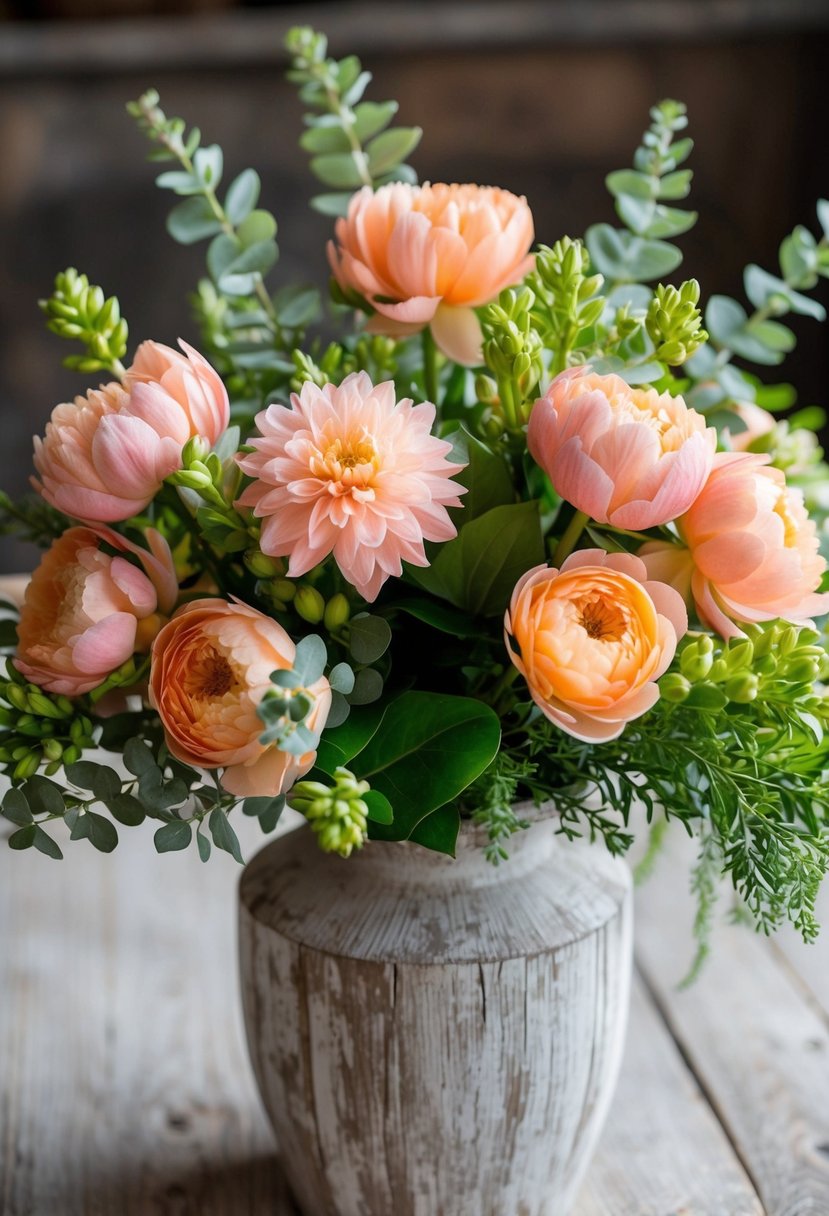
left=183, top=646, right=240, bottom=700
left=577, top=594, right=628, bottom=642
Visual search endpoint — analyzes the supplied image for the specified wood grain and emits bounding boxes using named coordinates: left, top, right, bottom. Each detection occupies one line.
left=635, top=830, right=829, bottom=1216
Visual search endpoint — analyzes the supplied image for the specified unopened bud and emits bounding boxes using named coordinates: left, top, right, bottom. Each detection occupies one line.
left=295, top=586, right=325, bottom=624
left=660, top=672, right=691, bottom=703
left=724, top=674, right=759, bottom=703
left=324, top=593, right=350, bottom=632
left=245, top=550, right=282, bottom=579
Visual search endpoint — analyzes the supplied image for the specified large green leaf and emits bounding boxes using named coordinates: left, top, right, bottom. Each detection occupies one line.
left=408, top=804, right=461, bottom=855
left=452, top=428, right=515, bottom=521
left=315, top=700, right=388, bottom=775
left=357, top=692, right=500, bottom=841
left=410, top=501, right=544, bottom=617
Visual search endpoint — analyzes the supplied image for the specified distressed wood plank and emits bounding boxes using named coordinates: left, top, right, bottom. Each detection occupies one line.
left=574, top=974, right=764, bottom=1216
left=635, top=830, right=829, bottom=1216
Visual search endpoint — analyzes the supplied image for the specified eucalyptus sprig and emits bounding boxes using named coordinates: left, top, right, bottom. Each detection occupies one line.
left=587, top=100, right=697, bottom=289
left=285, top=25, right=422, bottom=216
left=39, top=267, right=128, bottom=378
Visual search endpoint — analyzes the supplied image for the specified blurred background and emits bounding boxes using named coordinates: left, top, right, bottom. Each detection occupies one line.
left=2, top=0, right=829, bottom=572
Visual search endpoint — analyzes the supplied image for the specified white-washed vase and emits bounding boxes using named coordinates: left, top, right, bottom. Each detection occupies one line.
left=238, top=808, right=632, bottom=1216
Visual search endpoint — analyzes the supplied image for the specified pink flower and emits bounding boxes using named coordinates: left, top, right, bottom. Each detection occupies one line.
left=641, top=452, right=829, bottom=639
left=33, top=340, right=229, bottom=522
left=528, top=367, right=716, bottom=529
left=15, top=525, right=177, bottom=696
left=237, top=372, right=466, bottom=602
left=328, top=182, right=535, bottom=366
left=723, top=401, right=776, bottom=451
left=504, top=550, right=686, bottom=742
left=149, top=598, right=331, bottom=799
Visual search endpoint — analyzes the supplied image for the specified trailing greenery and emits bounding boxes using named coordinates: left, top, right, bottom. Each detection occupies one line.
left=285, top=25, right=422, bottom=215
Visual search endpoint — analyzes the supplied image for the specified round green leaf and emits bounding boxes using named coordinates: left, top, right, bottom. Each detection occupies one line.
left=224, top=169, right=260, bottom=225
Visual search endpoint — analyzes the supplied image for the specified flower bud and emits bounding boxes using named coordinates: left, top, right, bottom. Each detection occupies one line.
left=324, top=593, right=350, bottom=632
left=245, top=550, right=282, bottom=579
left=660, top=672, right=691, bottom=703
left=725, top=674, right=759, bottom=703
left=42, top=738, right=63, bottom=762
left=295, top=586, right=325, bottom=624
left=270, top=579, right=296, bottom=604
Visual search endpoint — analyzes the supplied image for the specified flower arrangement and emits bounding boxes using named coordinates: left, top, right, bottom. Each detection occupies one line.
left=2, top=26, right=829, bottom=973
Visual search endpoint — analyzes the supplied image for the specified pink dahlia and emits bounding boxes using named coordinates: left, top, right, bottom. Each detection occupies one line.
left=237, top=372, right=466, bottom=602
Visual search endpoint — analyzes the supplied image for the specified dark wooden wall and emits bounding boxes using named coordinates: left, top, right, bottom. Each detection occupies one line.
left=2, top=0, right=829, bottom=571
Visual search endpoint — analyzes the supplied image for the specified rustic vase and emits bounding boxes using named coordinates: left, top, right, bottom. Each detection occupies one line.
left=238, top=809, right=632, bottom=1216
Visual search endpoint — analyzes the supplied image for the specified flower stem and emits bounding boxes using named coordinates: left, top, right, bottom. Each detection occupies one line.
left=422, top=327, right=439, bottom=405
left=552, top=509, right=590, bottom=567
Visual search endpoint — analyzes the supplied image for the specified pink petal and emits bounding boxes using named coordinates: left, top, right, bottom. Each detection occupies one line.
left=429, top=305, right=484, bottom=367
left=70, top=613, right=137, bottom=675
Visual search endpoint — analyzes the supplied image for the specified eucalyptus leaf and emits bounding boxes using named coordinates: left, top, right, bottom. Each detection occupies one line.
left=2, top=787, right=33, bottom=826
left=9, top=825, right=36, bottom=851
left=348, top=668, right=384, bottom=705
left=329, top=662, right=356, bottom=695
left=154, top=820, right=192, bottom=853
left=348, top=614, right=392, bottom=664
left=236, top=209, right=278, bottom=248
left=209, top=808, right=244, bottom=864
left=166, top=196, right=223, bottom=245
left=353, top=100, right=398, bottom=141
left=23, top=775, right=64, bottom=817
left=310, top=153, right=366, bottom=190
left=33, top=826, right=63, bottom=860
left=224, top=169, right=261, bottom=224
left=366, top=127, right=422, bottom=176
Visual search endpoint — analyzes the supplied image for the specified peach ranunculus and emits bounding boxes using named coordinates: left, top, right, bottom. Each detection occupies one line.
left=640, top=452, right=829, bottom=640
left=15, top=525, right=177, bottom=696
left=149, top=598, right=331, bottom=798
left=236, top=371, right=466, bottom=602
left=33, top=340, right=229, bottom=523
left=328, top=182, right=535, bottom=366
left=504, top=549, right=687, bottom=742
left=528, top=367, right=716, bottom=530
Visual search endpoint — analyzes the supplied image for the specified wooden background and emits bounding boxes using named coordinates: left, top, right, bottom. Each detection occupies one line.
left=2, top=0, right=829, bottom=572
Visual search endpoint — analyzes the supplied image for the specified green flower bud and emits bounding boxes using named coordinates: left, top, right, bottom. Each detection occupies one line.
left=778, top=626, right=800, bottom=656
left=779, top=657, right=820, bottom=684
left=324, top=593, right=351, bottom=632
left=245, top=550, right=282, bottom=579
left=724, top=674, right=759, bottom=703
left=290, top=766, right=370, bottom=858
left=474, top=374, right=499, bottom=404
left=660, top=673, right=691, bottom=703
left=725, top=640, right=754, bottom=672
left=13, top=751, right=40, bottom=780
left=6, top=684, right=29, bottom=713
left=26, top=691, right=64, bottom=719
left=62, top=744, right=81, bottom=766
left=295, top=586, right=325, bottom=625
left=270, top=578, right=296, bottom=603
left=42, top=738, right=63, bottom=762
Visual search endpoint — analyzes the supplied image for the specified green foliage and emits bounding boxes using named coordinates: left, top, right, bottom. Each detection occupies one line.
left=288, top=766, right=376, bottom=857
left=0, top=491, right=68, bottom=549
left=527, top=238, right=605, bottom=377
left=587, top=100, right=696, bottom=287
left=684, top=202, right=829, bottom=414
left=0, top=660, right=96, bottom=781
left=257, top=636, right=329, bottom=754
left=465, top=752, right=534, bottom=863
left=285, top=26, right=421, bottom=215
left=645, top=279, right=707, bottom=365
left=39, top=267, right=128, bottom=377
left=128, top=89, right=318, bottom=413
left=481, top=285, right=544, bottom=430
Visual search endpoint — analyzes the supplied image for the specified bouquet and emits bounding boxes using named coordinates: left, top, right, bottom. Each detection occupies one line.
left=3, top=26, right=829, bottom=974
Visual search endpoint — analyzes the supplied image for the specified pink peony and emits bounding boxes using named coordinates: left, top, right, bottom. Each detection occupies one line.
left=149, top=598, right=331, bottom=799
left=504, top=550, right=686, bottom=742
left=328, top=182, right=535, bottom=366
left=33, top=340, right=229, bottom=522
left=528, top=367, right=716, bottom=530
left=237, top=372, right=466, bottom=602
left=641, top=452, right=829, bottom=639
left=15, top=525, right=177, bottom=696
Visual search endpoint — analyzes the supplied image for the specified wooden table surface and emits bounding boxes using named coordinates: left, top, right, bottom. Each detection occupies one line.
left=2, top=570, right=829, bottom=1215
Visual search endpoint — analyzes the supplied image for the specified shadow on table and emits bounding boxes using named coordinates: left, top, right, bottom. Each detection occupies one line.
left=83, top=1152, right=303, bottom=1215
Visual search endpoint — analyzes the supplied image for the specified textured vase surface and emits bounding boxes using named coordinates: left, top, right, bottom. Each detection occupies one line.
left=238, top=810, right=632, bottom=1216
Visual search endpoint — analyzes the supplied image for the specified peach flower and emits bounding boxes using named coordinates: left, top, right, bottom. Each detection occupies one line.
left=504, top=549, right=687, bottom=742
left=723, top=401, right=776, bottom=452
left=33, top=340, right=229, bottom=522
left=528, top=367, right=716, bottom=530
left=149, top=598, right=331, bottom=798
left=641, top=452, right=829, bottom=639
left=328, top=182, right=535, bottom=366
left=15, top=525, right=177, bottom=696
left=237, top=371, right=466, bottom=602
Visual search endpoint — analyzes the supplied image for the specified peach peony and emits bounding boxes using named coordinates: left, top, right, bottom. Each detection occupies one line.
left=723, top=401, right=776, bottom=452
left=528, top=367, right=716, bottom=530
left=15, top=525, right=177, bottom=696
left=328, top=182, right=535, bottom=366
left=504, top=549, right=687, bottom=742
left=149, top=598, right=331, bottom=798
left=641, top=452, right=829, bottom=639
left=33, top=340, right=229, bottom=522
left=237, top=371, right=466, bottom=602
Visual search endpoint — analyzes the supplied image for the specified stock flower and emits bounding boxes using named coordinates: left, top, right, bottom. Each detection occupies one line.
left=504, top=549, right=686, bottom=742
left=528, top=367, right=716, bottom=529
left=237, top=372, right=466, bottom=602
left=641, top=452, right=829, bottom=639
left=149, top=598, right=331, bottom=798
left=15, top=525, right=176, bottom=696
left=328, top=182, right=535, bottom=365
left=33, top=340, right=229, bottom=522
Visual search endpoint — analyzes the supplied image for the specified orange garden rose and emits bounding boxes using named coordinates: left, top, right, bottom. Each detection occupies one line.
left=328, top=182, right=535, bottom=365
left=641, top=452, right=829, bottom=639
left=149, top=598, right=331, bottom=798
left=504, top=550, right=687, bottom=742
